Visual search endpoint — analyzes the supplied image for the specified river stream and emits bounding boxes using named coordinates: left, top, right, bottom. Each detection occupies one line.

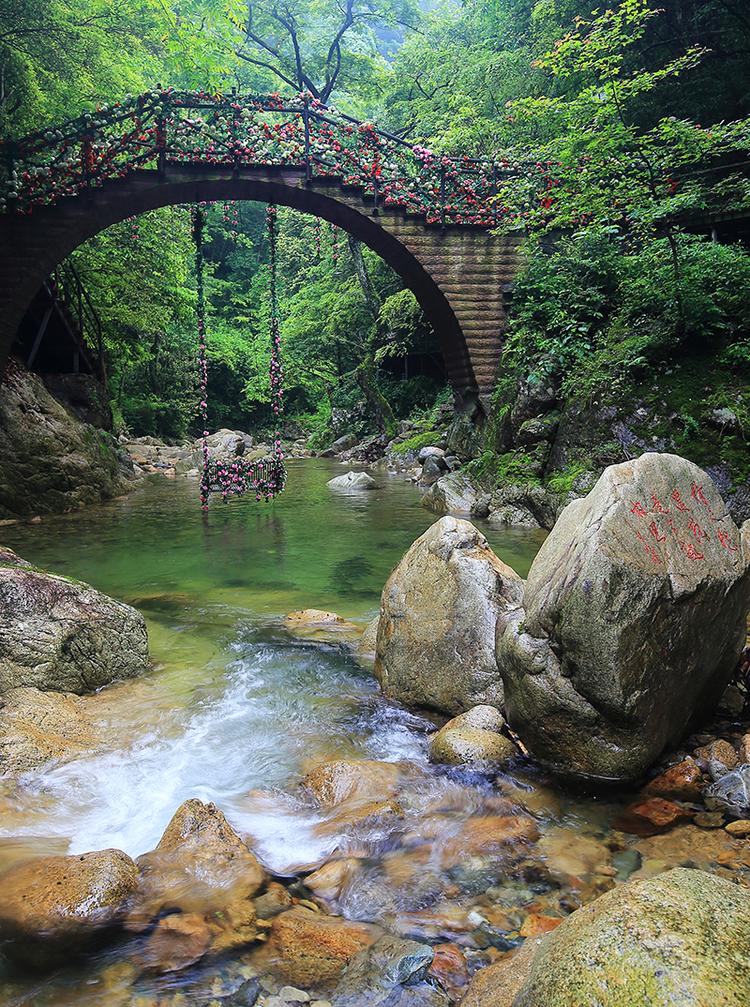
left=0, top=461, right=743, bottom=1005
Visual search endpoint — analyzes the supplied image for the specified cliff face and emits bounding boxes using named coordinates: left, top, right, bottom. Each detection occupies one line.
left=477, top=355, right=750, bottom=527
left=0, top=360, right=136, bottom=519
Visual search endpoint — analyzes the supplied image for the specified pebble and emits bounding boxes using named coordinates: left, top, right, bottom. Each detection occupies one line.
left=263, top=987, right=311, bottom=1006
left=693, top=811, right=725, bottom=829
left=279, top=990, right=310, bottom=1003
left=725, top=819, right=750, bottom=837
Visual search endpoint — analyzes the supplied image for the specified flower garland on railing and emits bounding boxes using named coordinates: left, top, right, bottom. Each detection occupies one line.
left=0, top=88, right=558, bottom=228
left=195, top=201, right=286, bottom=509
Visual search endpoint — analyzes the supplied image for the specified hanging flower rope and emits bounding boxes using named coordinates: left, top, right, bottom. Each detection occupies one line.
left=195, top=201, right=286, bottom=509
left=223, top=199, right=240, bottom=241
left=330, top=223, right=339, bottom=267
left=267, top=203, right=284, bottom=460
left=313, top=217, right=322, bottom=261
left=193, top=205, right=210, bottom=509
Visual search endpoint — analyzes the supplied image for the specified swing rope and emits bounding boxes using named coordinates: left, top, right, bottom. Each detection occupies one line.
left=195, top=202, right=287, bottom=509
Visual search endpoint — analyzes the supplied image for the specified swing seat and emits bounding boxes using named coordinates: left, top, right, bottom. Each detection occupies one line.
left=201, top=455, right=287, bottom=504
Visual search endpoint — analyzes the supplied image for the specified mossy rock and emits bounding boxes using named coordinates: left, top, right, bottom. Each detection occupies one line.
left=510, top=868, right=750, bottom=1007
left=390, top=430, right=444, bottom=456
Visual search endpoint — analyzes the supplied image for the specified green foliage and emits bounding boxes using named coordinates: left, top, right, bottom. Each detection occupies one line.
left=390, top=430, right=442, bottom=456
left=546, top=462, right=588, bottom=495
left=504, top=229, right=750, bottom=406
left=6, top=0, right=750, bottom=467
left=465, top=449, right=542, bottom=489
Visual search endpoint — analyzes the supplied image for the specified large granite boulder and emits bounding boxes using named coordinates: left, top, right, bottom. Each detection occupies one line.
left=0, top=849, right=139, bottom=964
left=421, top=472, right=479, bottom=515
left=462, top=868, right=750, bottom=1007
left=0, top=547, right=149, bottom=695
left=497, top=453, right=750, bottom=782
left=376, top=517, right=523, bottom=715
left=0, top=360, right=133, bottom=518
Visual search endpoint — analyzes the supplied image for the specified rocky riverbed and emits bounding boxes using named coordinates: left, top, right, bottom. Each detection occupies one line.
left=0, top=454, right=748, bottom=1006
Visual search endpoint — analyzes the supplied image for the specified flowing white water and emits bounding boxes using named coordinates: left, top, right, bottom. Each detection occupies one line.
left=2, top=633, right=432, bottom=872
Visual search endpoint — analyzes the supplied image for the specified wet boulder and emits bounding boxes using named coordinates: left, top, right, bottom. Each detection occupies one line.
left=463, top=868, right=750, bottom=1007
left=0, top=849, right=139, bottom=965
left=0, top=547, right=149, bottom=695
left=706, top=764, right=750, bottom=818
left=194, top=428, right=253, bottom=462
left=429, top=706, right=519, bottom=768
left=333, top=934, right=447, bottom=1007
left=376, top=517, right=523, bottom=715
left=302, top=759, right=403, bottom=807
left=283, top=609, right=361, bottom=645
left=328, top=470, right=377, bottom=491
left=497, top=453, right=750, bottom=782
left=130, top=799, right=267, bottom=925
left=266, top=906, right=381, bottom=987
left=420, top=454, right=447, bottom=487
left=302, top=759, right=406, bottom=842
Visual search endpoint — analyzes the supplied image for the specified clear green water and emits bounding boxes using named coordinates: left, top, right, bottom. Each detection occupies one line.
left=0, top=460, right=544, bottom=867
left=1, top=458, right=541, bottom=619
left=0, top=459, right=547, bottom=1005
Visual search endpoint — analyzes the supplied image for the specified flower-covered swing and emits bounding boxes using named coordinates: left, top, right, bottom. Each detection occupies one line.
left=194, top=202, right=286, bottom=509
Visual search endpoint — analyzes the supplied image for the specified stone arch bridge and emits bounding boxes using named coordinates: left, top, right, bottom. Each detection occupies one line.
left=0, top=90, right=523, bottom=408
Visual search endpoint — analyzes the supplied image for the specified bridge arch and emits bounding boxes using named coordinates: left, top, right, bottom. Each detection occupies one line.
left=0, top=93, right=522, bottom=407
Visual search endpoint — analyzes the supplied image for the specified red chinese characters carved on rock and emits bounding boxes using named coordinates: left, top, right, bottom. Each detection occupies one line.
left=630, top=479, right=740, bottom=563
left=629, top=487, right=701, bottom=563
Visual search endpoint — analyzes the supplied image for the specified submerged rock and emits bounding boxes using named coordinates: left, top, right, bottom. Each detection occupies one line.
left=463, top=868, right=750, bottom=1007
left=141, top=897, right=260, bottom=973
left=302, top=760, right=403, bottom=808
left=0, top=848, right=138, bottom=964
left=283, top=609, right=361, bottom=644
left=142, top=911, right=212, bottom=973
left=327, top=471, right=377, bottom=491
left=0, top=547, right=149, bottom=695
left=0, top=686, right=101, bottom=772
left=706, top=764, right=750, bottom=818
left=266, top=906, right=381, bottom=987
left=429, top=706, right=518, bottom=768
left=332, top=934, right=446, bottom=1007
left=376, top=517, right=523, bottom=715
left=497, top=453, right=750, bottom=782
left=644, top=757, right=705, bottom=802
left=130, top=799, right=267, bottom=925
